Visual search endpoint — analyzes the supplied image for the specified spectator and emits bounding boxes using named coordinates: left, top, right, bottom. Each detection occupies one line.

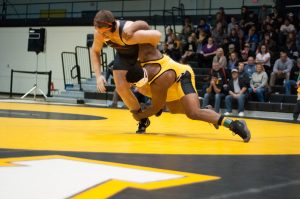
left=198, top=37, right=218, bottom=68
left=238, top=62, right=250, bottom=87
left=234, top=24, right=244, bottom=49
left=241, top=6, right=250, bottom=23
left=165, top=27, right=174, bottom=43
left=287, top=12, right=298, bottom=27
left=260, top=33, right=276, bottom=53
left=280, top=19, right=296, bottom=41
left=211, top=22, right=225, bottom=47
left=244, top=56, right=256, bottom=79
left=281, top=32, right=299, bottom=61
left=167, top=34, right=181, bottom=61
left=196, top=28, right=209, bottom=53
left=285, top=58, right=300, bottom=95
left=202, top=62, right=227, bottom=113
left=213, top=48, right=227, bottom=69
left=256, top=44, right=271, bottom=75
left=258, top=4, right=269, bottom=22
left=270, top=51, right=293, bottom=88
left=181, top=35, right=197, bottom=63
left=197, top=18, right=211, bottom=35
left=161, top=42, right=172, bottom=57
left=227, top=52, right=239, bottom=72
left=228, top=28, right=240, bottom=52
left=181, top=24, right=193, bottom=43
left=244, top=26, right=259, bottom=54
left=228, top=44, right=237, bottom=57
left=249, top=64, right=268, bottom=102
left=224, top=68, right=248, bottom=117
left=227, top=16, right=238, bottom=35
left=240, top=43, right=252, bottom=62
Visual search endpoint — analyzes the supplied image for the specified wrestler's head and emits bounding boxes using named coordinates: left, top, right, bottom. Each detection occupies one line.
left=126, top=66, right=148, bottom=87
left=94, top=10, right=117, bottom=38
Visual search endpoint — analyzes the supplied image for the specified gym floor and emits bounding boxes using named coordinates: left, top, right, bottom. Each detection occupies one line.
left=0, top=101, right=300, bottom=199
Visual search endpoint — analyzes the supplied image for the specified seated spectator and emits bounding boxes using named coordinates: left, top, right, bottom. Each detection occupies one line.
left=198, top=37, right=218, bottom=68
left=248, top=64, right=268, bottom=102
left=211, top=22, right=225, bottom=47
left=228, top=44, right=238, bottom=58
left=285, top=58, right=300, bottom=95
left=213, top=48, right=227, bottom=69
left=270, top=51, right=294, bottom=88
left=227, top=16, right=238, bottom=35
left=161, top=42, right=172, bottom=57
left=227, top=52, right=239, bottom=72
left=196, top=18, right=211, bottom=35
left=244, top=26, right=259, bottom=54
left=244, top=56, right=256, bottom=79
left=196, top=28, right=208, bottom=53
left=224, top=69, right=248, bottom=117
left=281, top=32, right=299, bottom=61
left=202, top=62, right=227, bottom=113
left=280, top=19, right=296, bottom=36
left=181, top=35, right=197, bottom=63
left=167, top=34, right=182, bottom=62
left=238, top=62, right=250, bottom=87
left=258, top=4, right=269, bottom=22
left=234, top=24, right=244, bottom=49
left=165, top=27, right=174, bottom=43
left=256, top=44, right=271, bottom=76
left=228, top=28, right=240, bottom=52
left=240, top=43, right=252, bottom=62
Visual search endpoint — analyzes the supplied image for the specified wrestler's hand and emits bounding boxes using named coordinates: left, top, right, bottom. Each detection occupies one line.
left=96, top=75, right=107, bottom=93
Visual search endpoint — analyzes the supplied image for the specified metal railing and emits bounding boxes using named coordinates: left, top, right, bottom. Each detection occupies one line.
left=61, top=51, right=82, bottom=90
left=0, top=0, right=257, bottom=21
left=75, top=46, right=92, bottom=79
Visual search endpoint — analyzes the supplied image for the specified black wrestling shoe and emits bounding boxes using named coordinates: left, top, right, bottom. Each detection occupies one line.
left=155, top=109, right=163, bottom=117
left=229, top=120, right=251, bottom=142
left=136, top=118, right=150, bottom=134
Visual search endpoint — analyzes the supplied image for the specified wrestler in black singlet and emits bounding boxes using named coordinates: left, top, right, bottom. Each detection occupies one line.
left=105, top=20, right=139, bottom=70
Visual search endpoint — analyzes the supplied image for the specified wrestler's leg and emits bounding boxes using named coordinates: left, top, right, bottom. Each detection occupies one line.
left=180, top=93, right=220, bottom=124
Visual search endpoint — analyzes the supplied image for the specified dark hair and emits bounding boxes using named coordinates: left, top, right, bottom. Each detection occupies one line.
left=93, top=10, right=117, bottom=32
left=126, top=66, right=144, bottom=83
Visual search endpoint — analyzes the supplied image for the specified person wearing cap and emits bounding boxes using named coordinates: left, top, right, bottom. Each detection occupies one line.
left=125, top=44, right=251, bottom=142
left=91, top=10, right=161, bottom=133
left=224, top=68, right=248, bottom=117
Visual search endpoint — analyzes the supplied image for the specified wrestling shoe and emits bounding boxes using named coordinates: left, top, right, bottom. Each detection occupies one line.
left=136, top=118, right=150, bottom=134
left=229, top=120, right=251, bottom=142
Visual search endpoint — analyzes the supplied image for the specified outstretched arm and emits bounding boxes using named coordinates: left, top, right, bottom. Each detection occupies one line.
left=124, top=29, right=162, bottom=47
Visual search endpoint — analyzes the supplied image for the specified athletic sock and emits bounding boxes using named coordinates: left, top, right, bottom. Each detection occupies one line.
left=218, top=115, right=233, bottom=128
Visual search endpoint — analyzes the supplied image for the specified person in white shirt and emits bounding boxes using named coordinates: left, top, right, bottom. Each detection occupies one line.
left=256, top=44, right=271, bottom=75
left=280, top=19, right=296, bottom=35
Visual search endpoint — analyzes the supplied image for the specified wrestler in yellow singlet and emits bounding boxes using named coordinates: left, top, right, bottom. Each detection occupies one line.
left=140, top=54, right=197, bottom=102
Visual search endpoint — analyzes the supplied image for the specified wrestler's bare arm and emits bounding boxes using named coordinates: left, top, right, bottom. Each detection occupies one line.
left=124, top=30, right=162, bottom=47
